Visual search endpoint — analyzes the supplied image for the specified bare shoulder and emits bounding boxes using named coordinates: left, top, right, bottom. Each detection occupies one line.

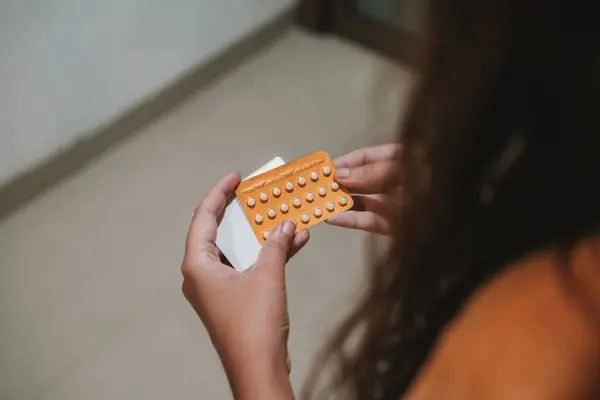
left=406, top=236, right=600, bottom=400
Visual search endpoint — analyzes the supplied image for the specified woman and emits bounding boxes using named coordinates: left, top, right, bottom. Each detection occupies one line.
left=181, top=0, right=599, bottom=398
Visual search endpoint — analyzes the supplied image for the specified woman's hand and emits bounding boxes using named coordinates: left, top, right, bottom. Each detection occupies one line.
left=181, top=172, right=310, bottom=400
left=327, top=144, right=402, bottom=235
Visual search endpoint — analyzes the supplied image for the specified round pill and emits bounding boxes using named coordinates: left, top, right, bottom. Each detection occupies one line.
left=297, top=176, right=306, bottom=186
left=318, top=187, right=327, bottom=196
left=262, top=231, right=270, bottom=240
left=305, top=192, right=314, bottom=202
left=260, top=192, right=268, bottom=202
left=322, top=166, right=332, bottom=176
left=280, top=203, right=289, bottom=213
left=267, top=209, right=276, bottom=219
left=293, top=198, right=302, bottom=208
left=313, top=208, right=323, bottom=218
left=285, top=182, right=294, bottom=192
left=301, top=214, right=310, bottom=223
left=272, top=187, right=281, bottom=197
left=326, top=202, right=335, bottom=212
left=339, top=197, right=348, bottom=206
left=246, top=198, right=256, bottom=207
left=254, top=214, right=264, bottom=224
left=330, top=182, right=340, bottom=191
left=310, top=172, right=319, bottom=181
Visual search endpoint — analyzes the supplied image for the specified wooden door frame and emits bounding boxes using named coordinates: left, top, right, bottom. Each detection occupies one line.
left=295, top=0, right=334, bottom=32
left=296, top=0, right=417, bottom=65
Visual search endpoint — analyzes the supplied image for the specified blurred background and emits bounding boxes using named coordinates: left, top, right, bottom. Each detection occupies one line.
left=0, top=1, right=418, bottom=398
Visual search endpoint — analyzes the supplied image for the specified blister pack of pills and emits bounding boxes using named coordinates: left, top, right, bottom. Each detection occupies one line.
left=235, top=150, right=353, bottom=243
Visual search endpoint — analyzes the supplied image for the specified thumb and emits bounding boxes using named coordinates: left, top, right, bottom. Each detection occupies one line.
left=255, top=220, right=296, bottom=278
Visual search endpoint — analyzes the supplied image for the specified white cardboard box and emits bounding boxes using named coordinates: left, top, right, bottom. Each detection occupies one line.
left=215, top=157, right=286, bottom=272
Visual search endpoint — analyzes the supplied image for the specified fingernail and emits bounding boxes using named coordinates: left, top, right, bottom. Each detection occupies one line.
left=282, top=220, right=296, bottom=235
left=326, top=214, right=339, bottom=222
left=335, top=168, right=349, bottom=178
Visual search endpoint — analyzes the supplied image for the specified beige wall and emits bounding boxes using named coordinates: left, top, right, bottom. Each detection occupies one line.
left=0, top=0, right=295, bottom=186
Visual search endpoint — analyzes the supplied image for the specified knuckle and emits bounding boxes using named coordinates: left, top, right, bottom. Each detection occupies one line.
left=181, top=252, right=216, bottom=280
left=264, top=238, right=289, bottom=254
left=196, top=198, right=216, bottom=216
left=193, top=203, right=204, bottom=218
left=197, top=198, right=207, bottom=211
left=180, top=257, right=201, bottom=279
left=181, top=281, right=190, bottom=299
left=180, top=260, right=194, bottom=279
left=198, top=205, right=216, bottom=220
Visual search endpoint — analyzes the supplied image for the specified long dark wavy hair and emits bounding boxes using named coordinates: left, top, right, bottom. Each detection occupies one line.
left=304, top=0, right=598, bottom=399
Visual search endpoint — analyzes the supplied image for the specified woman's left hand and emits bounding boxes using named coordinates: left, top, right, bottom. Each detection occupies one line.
left=181, top=172, right=309, bottom=400
left=327, top=144, right=402, bottom=235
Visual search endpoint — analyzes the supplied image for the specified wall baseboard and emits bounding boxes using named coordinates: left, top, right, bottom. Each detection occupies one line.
left=0, top=9, right=293, bottom=223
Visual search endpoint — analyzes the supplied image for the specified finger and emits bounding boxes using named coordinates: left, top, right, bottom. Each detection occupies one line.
left=186, top=172, right=241, bottom=261
left=333, top=143, right=402, bottom=169
left=255, top=220, right=296, bottom=279
left=335, top=161, right=399, bottom=194
left=216, top=230, right=309, bottom=268
left=349, top=194, right=390, bottom=215
left=288, top=229, right=310, bottom=261
left=326, top=210, right=391, bottom=235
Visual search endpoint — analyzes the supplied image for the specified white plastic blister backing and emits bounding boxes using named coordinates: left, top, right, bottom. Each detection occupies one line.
left=215, top=157, right=286, bottom=272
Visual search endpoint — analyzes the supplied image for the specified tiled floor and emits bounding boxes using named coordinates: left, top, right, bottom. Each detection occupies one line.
left=0, top=29, right=411, bottom=399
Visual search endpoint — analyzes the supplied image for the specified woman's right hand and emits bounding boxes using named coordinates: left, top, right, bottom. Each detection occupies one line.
left=327, top=143, right=402, bottom=235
